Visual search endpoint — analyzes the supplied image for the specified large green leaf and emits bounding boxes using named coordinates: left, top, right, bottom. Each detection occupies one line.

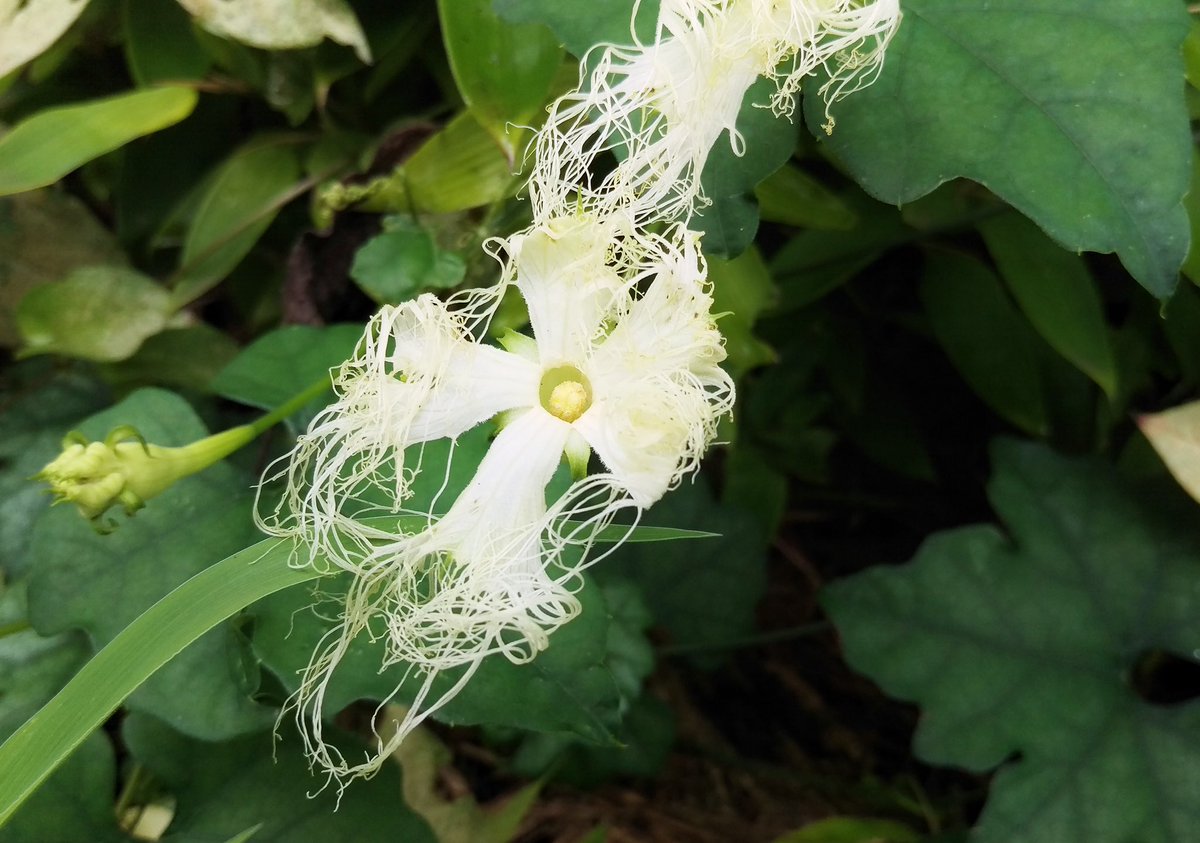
left=26, top=389, right=275, bottom=739
left=808, top=0, right=1191, bottom=299
left=0, top=582, right=123, bottom=843
left=0, top=365, right=107, bottom=578
left=0, top=534, right=318, bottom=828
left=16, top=265, right=184, bottom=362
left=439, top=0, right=562, bottom=158
left=123, top=713, right=436, bottom=843
left=823, top=440, right=1200, bottom=843
left=0, top=87, right=199, bottom=196
left=252, top=567, right=623, bottom=744
left=491, top=0, right=659, bottom=57
left=122, top=0, right=209, bottom=86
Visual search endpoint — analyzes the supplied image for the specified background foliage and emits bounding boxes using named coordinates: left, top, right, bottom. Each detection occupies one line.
left=1, top=0, right=1199, bottom=841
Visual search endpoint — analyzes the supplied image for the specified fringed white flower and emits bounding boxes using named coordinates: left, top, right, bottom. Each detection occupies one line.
left=259, top=212, right=734, bottom=784
left=528, top=0, right=901, bottom=224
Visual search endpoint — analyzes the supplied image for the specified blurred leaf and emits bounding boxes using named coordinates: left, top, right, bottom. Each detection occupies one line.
left=317, top=112, right=519, bottom=224
left=1182, top=149, right=1200, bottom=285
left=99, top=324, right=239, bottom=392
left=597, top=480, right=767, bottom=666
left=0, top=0, right=91, bottom=80
left=809, top=0, right=1191, bottom=299
left=253, top=569, right=622, bottom=743
left=211, top=323, right=360, bottom=430
left=0, top=582, right=123, bottom=843
left=980, top=212, right=1118, bottom=398
left=722, top=440, right=788, bottom=542
left=0, top=87, right=199, bottom=196
left=824, top=440, right=1200, bottom=843
left=0, top=189, right=127, bottom=346
left=351, top=223, right=466, bottom=305
left=1163, top=283, right=1200, bottom=388
left=122, top=0, right=209, bottom=86
left=694, top=76, right=798, bottom=259
left=707, top=246, right=778, bottom=379
left=1139, top=400, right=1200, bottom=506
left=171, top=139, right=305, bottom=308
left=0, top=365, right=107, bottom=578
left=124, top=713, right=436, bottom=842
left=176, top=0, right=370, bottom=62
left=439, top=0, right=562, bottom=159
left=755, top=164, right=857, bottom=230
left=921, top=251, right=1049, bottom=436
left=771, top=817, right=920, bottom=843
left=27, top=389, right=274, bottom=739
left=16, top=265, right=185, bottom=362
left=492, top=0, right=659, bottom=57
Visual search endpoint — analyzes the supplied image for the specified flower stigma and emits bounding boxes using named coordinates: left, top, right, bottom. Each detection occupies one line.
left=540, top=365, right=593, bottom=423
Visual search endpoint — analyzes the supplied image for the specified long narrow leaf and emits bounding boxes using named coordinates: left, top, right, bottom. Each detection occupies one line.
left=0, top=537, right=318, bottom=827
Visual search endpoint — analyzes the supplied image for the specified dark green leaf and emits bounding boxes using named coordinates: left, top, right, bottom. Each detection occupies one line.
left=920, top=251, right=1049, bottom=436
left=27, top=388, right=274, bottom=739
left=491, top=0, right=659, bottom=57
left=0, top=87, right=199, bottom=196
left=122, top=0, right=209, bottom=86
left=350, top=225, right=466, bottom=305
left=809, top=0, right=1191, bottom=299
left=99, top=324, right=240, bottom=393
left=823, top=440, right=1200, bottom=843
left=707, top=246, right=778, bottom=379
left=754, top=164, right=857, bottom=230
left=124, top=713, right=436, bottom=843
left=980, top=212, right=1118, bottom=398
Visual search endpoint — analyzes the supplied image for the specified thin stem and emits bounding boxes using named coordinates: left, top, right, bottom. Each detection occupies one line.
left=245, top=376, right=333, bottom=438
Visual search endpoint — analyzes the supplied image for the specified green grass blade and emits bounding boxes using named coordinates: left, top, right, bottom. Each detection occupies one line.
left=0, top=537, right=320, bottom=827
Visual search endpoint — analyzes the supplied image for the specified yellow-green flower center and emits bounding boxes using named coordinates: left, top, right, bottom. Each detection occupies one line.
left=539, top=365, right=593, bottom=423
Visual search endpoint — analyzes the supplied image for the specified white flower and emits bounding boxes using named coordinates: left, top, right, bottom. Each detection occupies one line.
left=528, top=0, right=901, bottom=224
left=259, top=212, right=733, bottom=782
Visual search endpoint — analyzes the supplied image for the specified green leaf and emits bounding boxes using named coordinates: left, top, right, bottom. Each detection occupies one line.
left=823, top=440, right=1200, bottom=843
left=754, top=164, right=857, bottom=231
left=176, top=0, right=371, bottom=62
left=597, top=481, right=767, bottom=666
left=123, top=713, right=436, bottom=842
left=99, top=324, right=239, bottom=393
left=16, top=265, right=184, bottom=362
left=252, top=569, right=623, bottom=743
left=350, top=224, right=467, bottom=305
left=707, top=246, right=778, bottom=379
left=694, top=76, right=798, bottom=259
left=122, top=0, right=209, bottom=86
left=0, top=582, right=123, bottom=843
left=920, top=251, right=1049, bottom=436
left=0, top=87, right=199, bottom=197
left=808, top=0, right=1191, bottom=299
left=771, top=817, right=921, bottom=843
left=0, top=365, right=107, bottom=578
left=27, top=389, right=275, bottom=739
left=211, top=323, right=360, bottom=430
left=439, top=0, right=563, bottom=159
left=170, top=139, right=305, bottom=308
left=0, top=533, right=317, bottom=829
left=0, top=190, right=128, bottom=347
left=980, top=212, right=1118, bottom=398
left=0, top=0, right=92, bottom=80
left=492, top=0, right=659, bottom=57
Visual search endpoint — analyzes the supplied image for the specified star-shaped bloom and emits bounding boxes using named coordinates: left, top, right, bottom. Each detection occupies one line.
left=260, top=213, right=733, bottom=781
left=528, top=0, right=901, bottom=225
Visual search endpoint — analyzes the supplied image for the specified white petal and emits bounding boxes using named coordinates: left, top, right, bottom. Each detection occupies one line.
left=508, top=216, right=628, bottom=365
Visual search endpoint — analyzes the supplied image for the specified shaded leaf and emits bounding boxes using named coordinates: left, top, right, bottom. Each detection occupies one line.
left=755, top=163, right=857, bottom=230
left=350, top=222, right=466, bottom=305
left=176, top=0, right=370, bottom=62
left=16, top=265, right=184, bottom=362
left=492, top=0, right=659, bottom=58
left=823, top=440, right=1200, bottom=843
left=980, top=212, right=1118, bottom=398
left=99, top=324, right=239, bottom=392
left=122, top=0, right=209, bottom=86
left=809, top=0, right=1191, bottom=299
left=0, top=87, right=199, bottom=196
left=124, top=713, right=436, bottom=843
left=707, top=246, right=778, bottom=379
left=171, top=139, right=305, bottom=308
left=27, top=389, right=274, bottom=739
